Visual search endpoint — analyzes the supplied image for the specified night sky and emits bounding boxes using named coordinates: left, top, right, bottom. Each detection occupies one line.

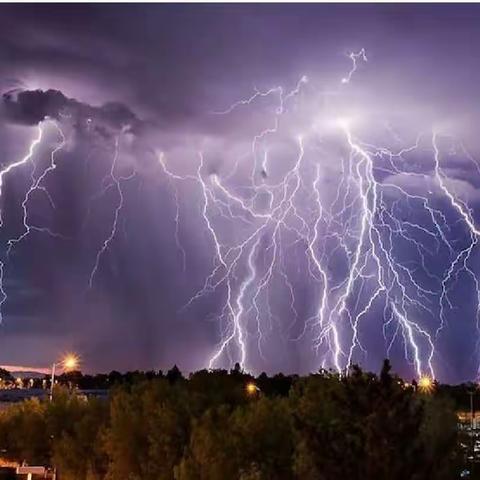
left=1, top=4, right=480, bottom=383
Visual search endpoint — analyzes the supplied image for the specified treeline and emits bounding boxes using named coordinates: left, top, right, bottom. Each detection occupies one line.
left=0, top=361, right=463, bottom=479
left=9, top=365, right=480, bottom=412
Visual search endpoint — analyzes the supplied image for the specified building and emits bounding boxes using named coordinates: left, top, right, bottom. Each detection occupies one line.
left=16, top=466, right=55, bottom=479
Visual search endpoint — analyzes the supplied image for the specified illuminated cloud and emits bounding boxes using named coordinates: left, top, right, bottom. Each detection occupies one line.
left=0, top=4, right=479, bottom=382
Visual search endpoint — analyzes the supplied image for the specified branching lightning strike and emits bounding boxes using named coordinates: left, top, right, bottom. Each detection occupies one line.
left=0, top=120, right=67, bottom=322
left=158, top=49, right=480, bottom=380
left=2, top=48, right=480, bottom=381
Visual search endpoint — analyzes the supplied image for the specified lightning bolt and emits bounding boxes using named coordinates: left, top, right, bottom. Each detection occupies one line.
left=158, top=47, right=480, bottom=382
left=0, top=124, right=42, bottom=322
left=341, top=48, right=368, bottom=84
left=6, top=121, right=68, bottom=254
left=88, top=133, right=136, bottom=289
left=0, top=120, right=68, bottom=322
left=2, top=47, right=479, bottom=383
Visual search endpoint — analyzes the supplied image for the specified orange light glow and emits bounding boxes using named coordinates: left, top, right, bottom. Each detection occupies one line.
left=246, top=382, right=258, bottom=395
left=62, top=354, right=79, bottom=371
left=418, top=375, right=434, bottom=393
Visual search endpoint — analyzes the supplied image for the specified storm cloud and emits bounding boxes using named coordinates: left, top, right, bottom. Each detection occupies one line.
left=0, top=5, right=480, bottom=382
left=1, top=88, right=143, bottom=137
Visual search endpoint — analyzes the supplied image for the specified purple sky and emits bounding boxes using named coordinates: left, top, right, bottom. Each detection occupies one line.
left=1, top=4, right=480, bottom=382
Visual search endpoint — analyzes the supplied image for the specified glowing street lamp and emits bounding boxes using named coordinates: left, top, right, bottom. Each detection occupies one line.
left=246, top=382, right=260, bottom=396
left=62, top=354, right=79, bottom=371
left=417, top=375, right=434, bottom=394
left=50, top=353, right=80, bottom=401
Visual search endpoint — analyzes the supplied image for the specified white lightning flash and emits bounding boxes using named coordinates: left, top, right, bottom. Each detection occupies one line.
left=88, top=133, right=137, bottom=289
left=0, top=120, right=67, bottom=322
left=341, top=48, right=368, bottom=84
left=2, top=47, right=479, bottom=383
left=158, top=47, right=480, bottom=382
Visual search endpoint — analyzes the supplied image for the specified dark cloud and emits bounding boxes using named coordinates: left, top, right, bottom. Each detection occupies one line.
left=1, top=88, right=143, bottom=136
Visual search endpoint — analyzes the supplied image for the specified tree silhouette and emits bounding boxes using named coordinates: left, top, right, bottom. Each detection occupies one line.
left=0, top=362, right=462, bottom=479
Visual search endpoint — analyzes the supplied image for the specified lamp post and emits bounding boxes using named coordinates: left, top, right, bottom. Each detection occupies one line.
left=417, top=375, right=434, bottom=394
left=49, top=354, right=79, bottom=401
left=469, top=390, right=475, bottom=431
left=245, top=382, right=261, bottom=397
left=468, top=387, right=477, bottom=465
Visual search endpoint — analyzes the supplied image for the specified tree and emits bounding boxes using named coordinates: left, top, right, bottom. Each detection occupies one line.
left=52, top=397, right=108, bottom=480
left=291, top=363, right=458, bottom=480
left=175, top=406, right=235, bottom=480
left=104, top=379, right=189, bottom=480
left=166, top=365, right=183, bottom=384
left=0, top=398, right=49, bottom=465
left=0, top=362, right=464, bottom=480
left=177, top=398, right=294, bottom=480
left=0, top=369, right=13, bottom=384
